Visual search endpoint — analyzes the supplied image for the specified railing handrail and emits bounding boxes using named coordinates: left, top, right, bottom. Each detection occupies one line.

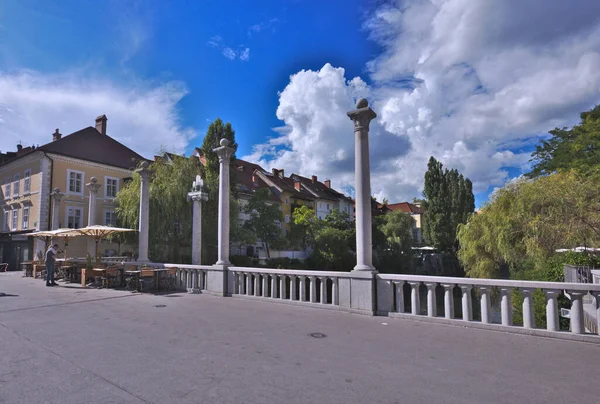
left=377, top=273, right=600, bottom=292
left=161, top=263, right=214, bottom=270
left=229, top=266, right=354, bottom=278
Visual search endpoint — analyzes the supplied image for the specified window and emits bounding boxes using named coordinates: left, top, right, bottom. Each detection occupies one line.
left=67, top=170, right=84, bottom=194
left=104, top=210, right=117, bottom=227
left=22, top=207, right=29, bottom=229
left=2, top=210, right=9, bottom=231
left=285, top=197, right=289, bottom=205
left=11, top=209, right=18, bottom=230
left=13, top=174, right=20, bottom=197
left=285, top=214, right=290, bottom=223
left=326, top=203, right=330, bottom=211
left=4, top=178, right=10, bottom=198
left=23, top=169, right=31, bottom=193
left=105, top=177, right=119, bottom=198
left=67, top=206, right=83, bottom=228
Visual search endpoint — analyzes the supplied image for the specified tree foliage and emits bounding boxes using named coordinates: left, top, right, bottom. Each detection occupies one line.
left=293, top=206, right=355, bottom=270
left=528, top=105, right=600, bottom=177
left=116, top=155, right=200, bottom=263
left=422, top=156, right=475, bottom=252
left=243, top=189, right=284, bottom=258
left=457, top=171, right=600, bottom=279
left=374, top=210, right=415, bottom=273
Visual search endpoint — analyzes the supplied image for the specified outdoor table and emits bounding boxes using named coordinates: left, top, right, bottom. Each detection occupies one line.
left=153, top=268, right=169, bottom=291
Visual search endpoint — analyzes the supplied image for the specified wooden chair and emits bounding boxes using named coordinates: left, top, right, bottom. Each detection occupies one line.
left=138, top=269, right=155, bottom=292
left=101, top=266, right=120, bottom=288
left=161, top=268, right=177, bottom=291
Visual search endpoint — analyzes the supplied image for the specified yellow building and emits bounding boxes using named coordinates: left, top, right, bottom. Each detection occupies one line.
left=0, top=115, right=145, bottom=270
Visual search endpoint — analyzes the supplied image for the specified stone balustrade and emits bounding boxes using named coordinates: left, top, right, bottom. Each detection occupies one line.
left=228, top=267, right=351, bottom=308
left=162, top=264, right=213, bottom=293
left=377, top=274, right=600, bottom=341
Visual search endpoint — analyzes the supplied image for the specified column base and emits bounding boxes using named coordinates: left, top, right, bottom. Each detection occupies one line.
left=353, top=264, right=375, bottom=271
left=339, top=270, right=376, bottom=314
left=207, top=264, right=229, bottom=296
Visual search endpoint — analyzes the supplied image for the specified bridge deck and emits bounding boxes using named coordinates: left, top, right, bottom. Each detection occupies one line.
left=1, top=273, right=598, bottom=404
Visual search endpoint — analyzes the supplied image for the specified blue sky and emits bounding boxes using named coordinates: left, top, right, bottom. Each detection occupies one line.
left=2, top=0, right=600, bottom=208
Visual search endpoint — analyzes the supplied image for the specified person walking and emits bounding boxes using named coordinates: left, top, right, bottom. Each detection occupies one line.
left=45, top=243, right=59, bottom=287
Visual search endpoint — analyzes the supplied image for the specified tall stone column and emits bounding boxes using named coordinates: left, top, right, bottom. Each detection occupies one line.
left=136, top=161, right=151, bottom=263
left=50, top=188, right=63, bottom=230
left=214, top=138, right=234, bottom=265
left=347, top=98, right=377, bottom=271
left=86, top=177, right=101, bottom=226
left=187, top=175, right=208, bottom=265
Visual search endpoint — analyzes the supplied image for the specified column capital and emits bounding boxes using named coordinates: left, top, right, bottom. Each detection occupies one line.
left=459, top=284, right=472, bottom=291
left=135, top=161, right=151, bottom=179
left=347, top=98, right=377, bottom=132
left=441, top=283, right=456, bottom=289
left=50, top=187, right=63, bottom=202
left=424, top=282, right=437, bottom=289
left=213, top=138, right=235, bottom=163
left=187, top=191, right=208, bottom=202
left=86, top=177, right=101, bottom=193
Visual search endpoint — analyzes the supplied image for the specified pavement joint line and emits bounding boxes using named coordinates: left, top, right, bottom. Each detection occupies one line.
left=0, top=321, right=154, bottom=404
left=0, top=293, right=140, bottom=314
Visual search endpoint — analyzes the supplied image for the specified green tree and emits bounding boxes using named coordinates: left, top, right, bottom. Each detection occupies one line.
left=375, top=210, right=415, bottom=273
left=528, top=105, right=600, bottom=177
left=422, top=157, right=474, bottom=252
left=116, top=155, right=200, bottom=263
left=243, top=189, right=284, bottom=258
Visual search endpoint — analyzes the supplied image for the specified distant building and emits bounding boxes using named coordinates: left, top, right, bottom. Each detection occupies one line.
left=382, top=201, right=425, bottom=244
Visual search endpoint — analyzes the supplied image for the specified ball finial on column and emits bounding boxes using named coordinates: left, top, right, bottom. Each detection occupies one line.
left=356, top=98, right=369, bottom=109
left=220, top=138, right=230, bottom=147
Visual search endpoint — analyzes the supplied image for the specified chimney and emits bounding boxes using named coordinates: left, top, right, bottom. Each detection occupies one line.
left=279, top=169, right=284, bottom=178
left=324, top=179, right=331, bottom=188
left=294, top=179, right=301, bottom=191
left=95, top=114, right=107, bottom=135
left=53, top=129, right=62, bottom=142
left=16, top=143, right=23, bottom=152
left=272, top=168, right=278, bottom=176
left=311, top=175, right=317, bottom=184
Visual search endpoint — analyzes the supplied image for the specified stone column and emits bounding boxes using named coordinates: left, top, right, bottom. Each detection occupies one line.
left=86, top=177, right=101, bottom=226
left=136, top=161, right=151, bottom=263
left=213, top=138, right=234, bottom=265
left=347, top=98, right=377, bottom=271
left=187, top=175, right=208, bottom=265
left=50, top=188, right=63, bottom=230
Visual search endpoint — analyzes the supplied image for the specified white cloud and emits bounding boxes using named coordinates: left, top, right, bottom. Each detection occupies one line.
left=0, top=70, right=195, bottom=158
left=240, top=48, right=250, bottom=61
left=222, top=48, right=236, bottom=60
left=245, top=0, right=600, bottom=203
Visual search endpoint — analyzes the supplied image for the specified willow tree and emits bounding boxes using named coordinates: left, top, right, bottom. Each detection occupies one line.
left=116, top=155, right=201, bottom=263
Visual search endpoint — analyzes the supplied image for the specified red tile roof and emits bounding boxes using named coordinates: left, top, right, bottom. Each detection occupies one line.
left=384, top=202, right=424, bottom=214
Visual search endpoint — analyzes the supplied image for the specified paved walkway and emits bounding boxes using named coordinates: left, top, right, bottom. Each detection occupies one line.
left=1, top=273, right=599, bottom=404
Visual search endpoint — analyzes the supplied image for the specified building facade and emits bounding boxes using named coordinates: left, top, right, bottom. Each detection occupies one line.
left=0, top=115, right=144, bottom=270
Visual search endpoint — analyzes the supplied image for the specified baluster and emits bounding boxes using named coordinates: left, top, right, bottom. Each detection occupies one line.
left=262, top=274, right=269, bottom=297
left=280, top=275, right=287, bottom=299
left=460, top=285, right=473, bottom=321
left=299, top=276, right=307, bottom=302
left=271, top=274, right=278, bottom=298
left=543, top=289, right=560, bottom=331
left=567, top=290, right=586, bottom=334
left=190, top=269, right=197, bottom=291
left=521, top=288, right=535, bottom=329
left=394, top=281, right=405, bottom=313
left=233, top=272, right=239, bottom=294
left=408, top=282, right=421, bottom=315
left=320, top=277, right=327, bottom=304
left=201, top=270, right=206, bottom=290
left=309, top=276, right=317, bottom=303
left=442, top=284, right=455, bottom=319
left=254, top=273, right=261, bottom=296
left=175, top=268, right=181, bottom=288
left=425, top=282, right=437, bottom=317
left=500, top=287, right=513, bottom=326
left=479, top=286, right=491, bottom=324
left=291, top=276, right=298, bottom=301
left=591, top=292, right=600, bottom=336
left=331, top=278, right=338, bottom=306
left=246, top=273, right=252, bottom=295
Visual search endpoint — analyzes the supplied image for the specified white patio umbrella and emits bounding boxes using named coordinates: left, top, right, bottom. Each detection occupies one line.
left=63, top=225, right=136, bottom=262
left=29, top=228, right=76, bottom=257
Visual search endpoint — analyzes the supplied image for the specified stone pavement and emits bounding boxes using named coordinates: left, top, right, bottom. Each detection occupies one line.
left=1, top=272, right=599, bottom=404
